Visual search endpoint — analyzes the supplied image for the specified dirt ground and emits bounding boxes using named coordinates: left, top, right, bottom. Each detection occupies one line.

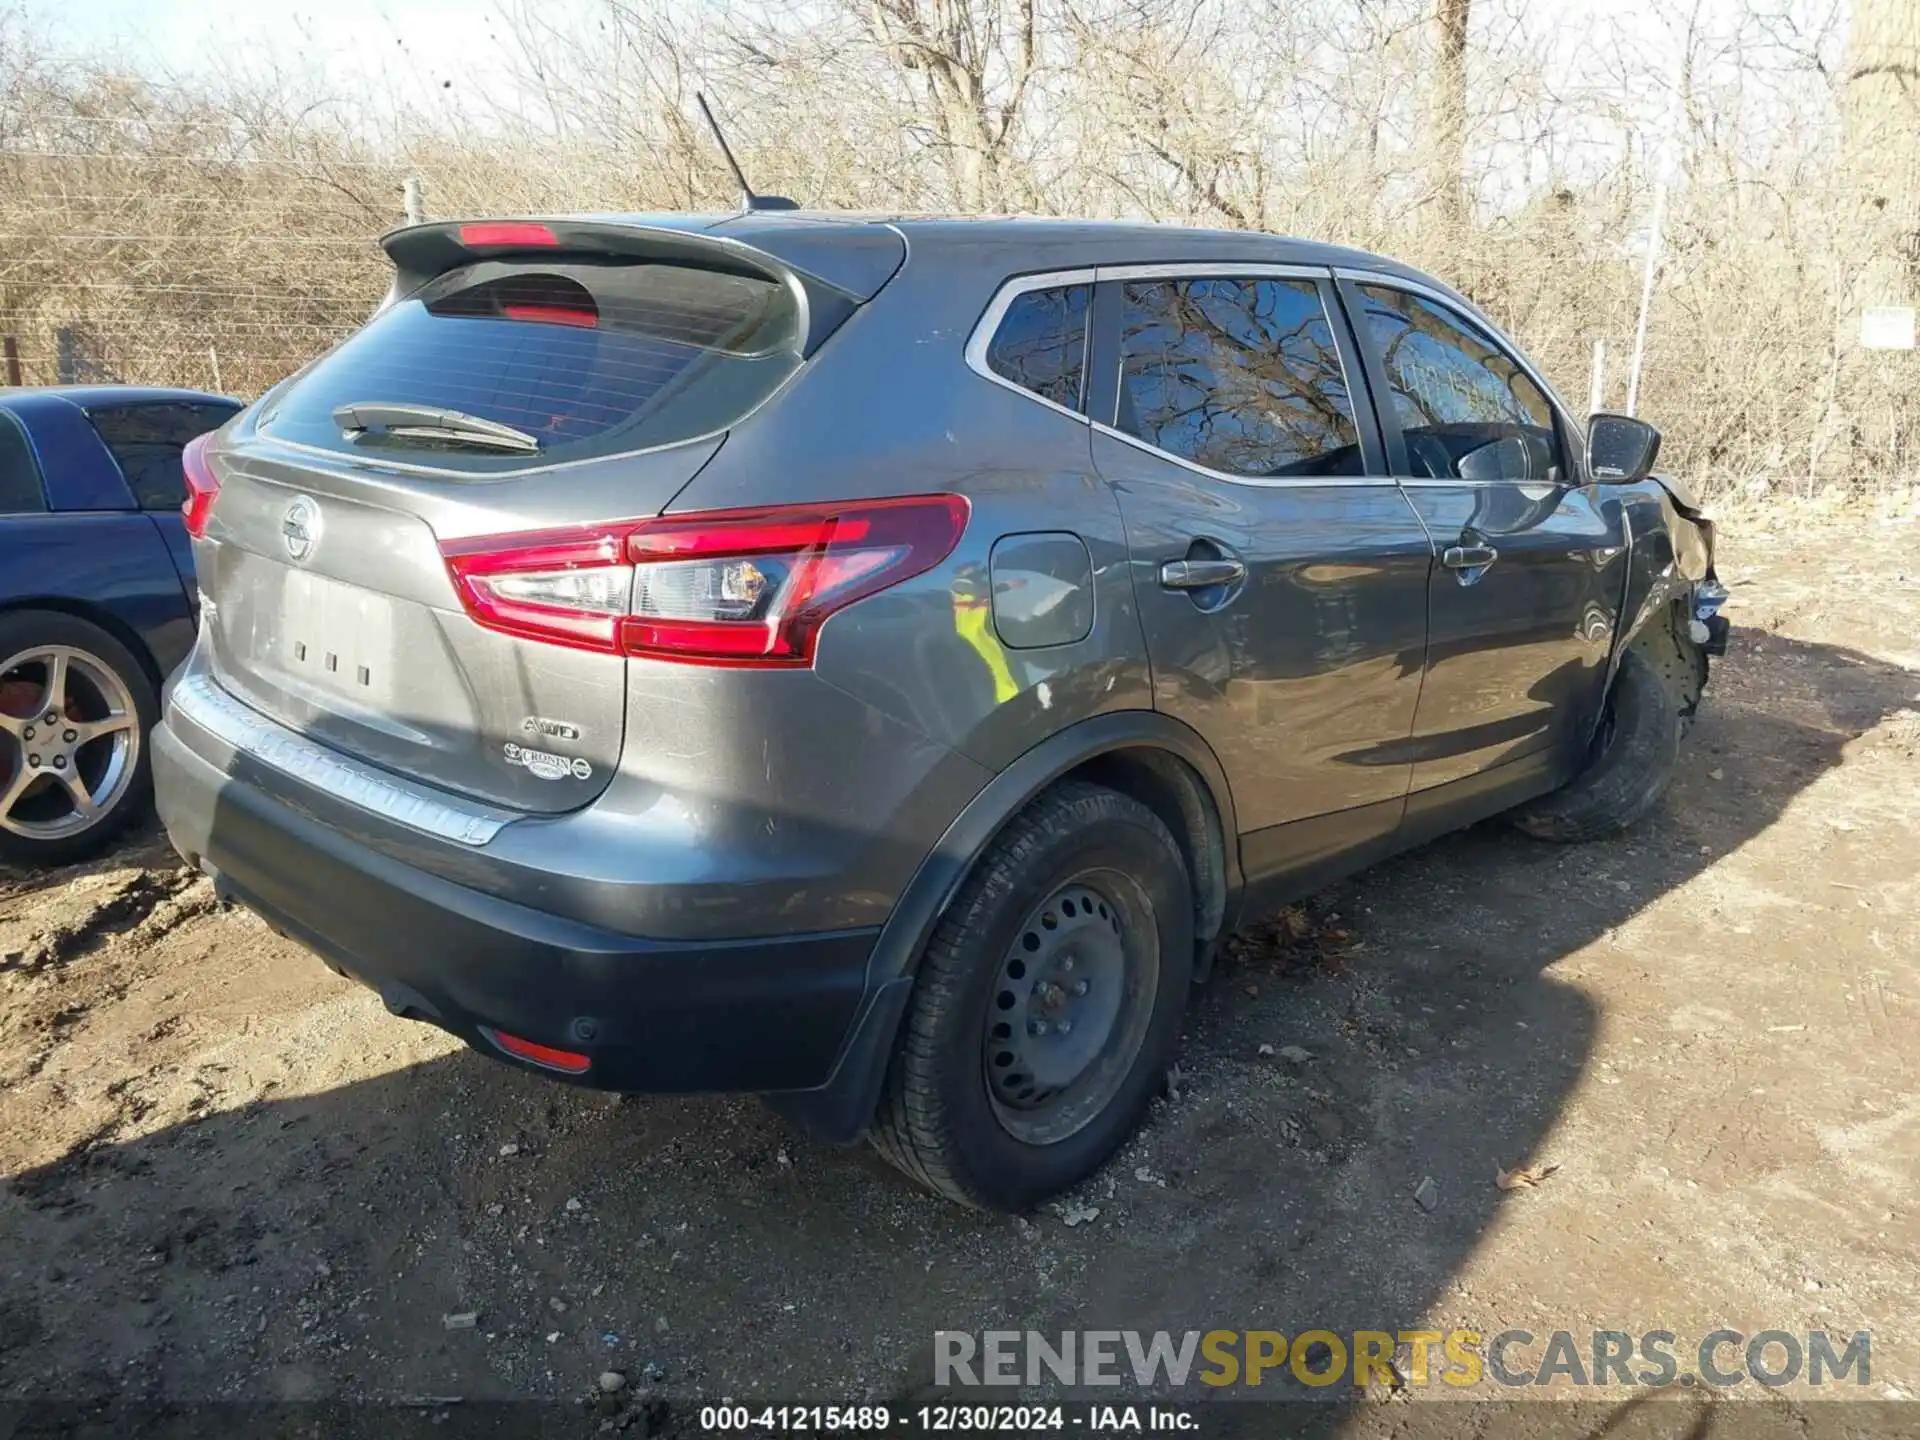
left=2, top=494, right=1917, bottom=1432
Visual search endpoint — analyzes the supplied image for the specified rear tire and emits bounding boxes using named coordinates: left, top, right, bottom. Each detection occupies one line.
left=1510, top=644, right=1682, bottom=844
left=872, top=782, right=1193, bottom=1211
left=0, top=611, right=158, bottom=868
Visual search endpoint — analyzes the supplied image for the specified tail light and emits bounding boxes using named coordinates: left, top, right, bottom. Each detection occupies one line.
left=181, top=432, right=220, bottom=539
left=440, top=495, right=969, bottom=667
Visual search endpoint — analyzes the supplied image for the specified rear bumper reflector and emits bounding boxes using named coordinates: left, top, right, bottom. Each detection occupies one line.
left=484, top=1028, right=592, bottom=1074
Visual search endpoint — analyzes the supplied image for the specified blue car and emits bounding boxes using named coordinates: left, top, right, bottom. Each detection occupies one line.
left=0, top=385, right=240, bottom=865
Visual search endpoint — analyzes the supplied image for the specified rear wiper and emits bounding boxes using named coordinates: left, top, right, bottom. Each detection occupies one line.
left=332, top=402, right=541, bottom=454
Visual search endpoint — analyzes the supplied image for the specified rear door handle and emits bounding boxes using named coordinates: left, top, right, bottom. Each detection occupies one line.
left=1442, top=544, right=1499, bottom=570
left=1160, top=558, right=1247, bottom=590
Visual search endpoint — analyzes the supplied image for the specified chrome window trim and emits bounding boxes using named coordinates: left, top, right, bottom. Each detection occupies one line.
left=1099, top=264, right=1395, bottom=488
left=1390, top=481, right=1536, bottom=495
left=1090, top=420, right=1399, bottom=489
left=1390, top=481, right=1582, bottom=495
left=1334, top=266, right=1589, bottom=459
left=170, top=672, right=509, bottom=847
left=1094, top=261, right=1332, bottom=283
left=963, top=268, right=1099, bottom=425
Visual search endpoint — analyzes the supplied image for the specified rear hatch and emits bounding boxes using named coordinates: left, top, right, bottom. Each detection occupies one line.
left=194, top=216, right=897, bottom=813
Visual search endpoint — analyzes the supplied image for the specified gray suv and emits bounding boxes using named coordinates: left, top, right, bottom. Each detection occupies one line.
left=153, top=214, right=1726, bottom=1210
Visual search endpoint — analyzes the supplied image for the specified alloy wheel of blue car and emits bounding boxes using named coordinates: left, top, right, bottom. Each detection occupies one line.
left=0, top=612, right=158, bottom=867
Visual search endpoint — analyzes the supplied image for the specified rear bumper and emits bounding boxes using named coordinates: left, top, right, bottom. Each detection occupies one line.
left=153, top=714, right=883, bottom=1096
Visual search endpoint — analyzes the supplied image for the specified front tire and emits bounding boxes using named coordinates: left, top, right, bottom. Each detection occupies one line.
left=0, top=610, right=158, bottom=867
left=872, top=782, right=1194, bottom=1211
left=1511, top=644, right=1682, bottom=844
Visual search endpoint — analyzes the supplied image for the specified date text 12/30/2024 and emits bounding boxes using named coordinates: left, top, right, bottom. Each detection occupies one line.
left=699, top=1405, right=1197, bottom=1433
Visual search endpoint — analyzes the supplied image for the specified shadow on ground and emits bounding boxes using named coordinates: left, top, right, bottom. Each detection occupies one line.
left=1, top=634, right=1912, bottom=1440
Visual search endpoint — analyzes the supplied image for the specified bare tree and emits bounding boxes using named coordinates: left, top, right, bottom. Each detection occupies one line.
left=1428, top=0, right=1471, bottom=223
left=1843, top=0, right=1920, bottom=304
left=1, top=0, right=1913, bottom=491
left=859, top=0, right=1038, bottom=210
left=1844, top=0, right=1920, bottom=156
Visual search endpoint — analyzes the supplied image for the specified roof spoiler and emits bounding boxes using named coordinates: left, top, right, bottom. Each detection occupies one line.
left=377, top=217, right=905, bottom=352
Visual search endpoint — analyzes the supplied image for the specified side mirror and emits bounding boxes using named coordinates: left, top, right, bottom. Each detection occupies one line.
left=1586, top=413, right=1661, bottom=483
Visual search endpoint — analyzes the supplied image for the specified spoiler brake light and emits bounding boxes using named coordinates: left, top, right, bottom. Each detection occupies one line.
left=458, top=222, right=559, bottom=249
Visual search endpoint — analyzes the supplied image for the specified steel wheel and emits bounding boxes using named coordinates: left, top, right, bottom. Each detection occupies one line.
left=873, top=782, right=1194, bottom=1209
left=0, top=644, right=143, bottom=841
left=982, top=870, right=1161, bottom=1146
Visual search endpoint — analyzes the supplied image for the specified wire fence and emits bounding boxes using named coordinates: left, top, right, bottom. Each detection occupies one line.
left=2, top=150, right=1917, bottom=498
left=12, top=330, right=1904, bottom=501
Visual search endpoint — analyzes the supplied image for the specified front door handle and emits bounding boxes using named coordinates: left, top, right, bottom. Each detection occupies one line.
left=1160, top=558, right=1247, bottom=590
left=1442, top=543, right=1499, bottom=571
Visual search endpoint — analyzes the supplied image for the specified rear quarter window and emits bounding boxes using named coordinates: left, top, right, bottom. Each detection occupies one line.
left=0, top=412, right=48, bottom=514
left=984, top=284, right=1090, bottom=411
left=261, top=260, right=805, bottom=472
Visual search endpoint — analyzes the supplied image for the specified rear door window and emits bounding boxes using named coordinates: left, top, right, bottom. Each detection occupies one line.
left=985, top=284, right=1090, bottom=411
left=1355, top=285, right=1563, bottom=481
left=0, top=412, right=48, bottom=513
left=261, top=260, right=804, bottom=472
left=1116, top=277, right=1364, bottom=478
left=89, top=402, right=240, bottom=510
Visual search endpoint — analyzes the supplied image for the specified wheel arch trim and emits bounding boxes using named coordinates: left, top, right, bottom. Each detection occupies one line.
left=772, top=710, right=1241, bottom=1145
left=0, top=598, right=165, bottom=690
left=870, top=709, right=1241, bottom=993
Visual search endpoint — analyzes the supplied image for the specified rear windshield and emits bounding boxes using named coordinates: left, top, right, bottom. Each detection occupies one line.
left=261, top=260, right=803, bottom=472
left=90, top=401, right=241, bottom=509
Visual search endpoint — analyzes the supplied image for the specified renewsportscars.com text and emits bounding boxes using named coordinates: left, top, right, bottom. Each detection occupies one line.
left=934, top=1328, right=1871, bottom=1390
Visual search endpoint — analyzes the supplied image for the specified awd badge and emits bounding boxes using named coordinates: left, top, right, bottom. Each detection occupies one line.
left=521, top=716, right=582, bottom=742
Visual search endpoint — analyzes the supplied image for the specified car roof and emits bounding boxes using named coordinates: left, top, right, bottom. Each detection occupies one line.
left=391, top=210, right=1466, bottom=310
left=574, top=209, right=1453, bottom=294
left=0, top=384, right=239, bottom=411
